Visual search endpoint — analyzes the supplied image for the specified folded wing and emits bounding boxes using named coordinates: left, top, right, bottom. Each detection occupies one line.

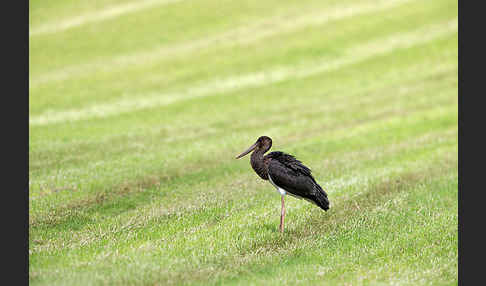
left=266, top=151, right=329, bottom=211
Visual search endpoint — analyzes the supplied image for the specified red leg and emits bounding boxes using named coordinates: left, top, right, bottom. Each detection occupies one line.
left=280, top=195, right=285, bottom=233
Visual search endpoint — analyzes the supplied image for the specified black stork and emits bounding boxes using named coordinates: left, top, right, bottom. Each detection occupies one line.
left=235, top=136, right=329, bottom=233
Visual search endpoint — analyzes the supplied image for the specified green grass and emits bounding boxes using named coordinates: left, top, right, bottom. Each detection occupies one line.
left=29, top=0, right=458, bottom=284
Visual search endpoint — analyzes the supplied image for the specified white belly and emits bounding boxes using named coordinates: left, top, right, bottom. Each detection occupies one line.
left=268, top=174, right=308, bottom=202
left=268, top=174, right=286, bottom=195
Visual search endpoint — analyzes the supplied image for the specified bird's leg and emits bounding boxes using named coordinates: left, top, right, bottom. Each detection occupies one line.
left=280, top=195, right=285, bottom=233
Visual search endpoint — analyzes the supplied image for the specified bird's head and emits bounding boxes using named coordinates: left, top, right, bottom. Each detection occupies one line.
left=235, top=136, right=272, bottom=159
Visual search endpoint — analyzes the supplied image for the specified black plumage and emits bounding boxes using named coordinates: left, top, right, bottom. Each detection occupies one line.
left=235, top=136, right=330, bottom=232
left=266, top=151, right=329, bottom=211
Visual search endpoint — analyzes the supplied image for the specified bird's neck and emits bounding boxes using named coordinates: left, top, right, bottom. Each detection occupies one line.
left=251, top=148, right=269, bottom=180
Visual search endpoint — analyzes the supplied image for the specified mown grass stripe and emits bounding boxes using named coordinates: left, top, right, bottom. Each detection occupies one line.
left=29, top=0, right=414, bottom=86
left=29, top=97, right=457, bottom=221
left=29, top=0, right=184, bottom=37
left=29, top=64, right=456, bottom=174
left=29, top=18, right=456, bottom=126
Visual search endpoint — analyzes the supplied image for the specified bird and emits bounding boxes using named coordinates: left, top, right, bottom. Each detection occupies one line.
left=235, top=136, right=329, bottom=233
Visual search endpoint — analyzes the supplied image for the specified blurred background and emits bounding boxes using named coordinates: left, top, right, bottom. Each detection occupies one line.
left=29, top=0, right=458, bottom=285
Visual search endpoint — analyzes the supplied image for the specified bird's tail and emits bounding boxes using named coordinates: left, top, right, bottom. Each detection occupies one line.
left=314, top=183, right=330, bottom=211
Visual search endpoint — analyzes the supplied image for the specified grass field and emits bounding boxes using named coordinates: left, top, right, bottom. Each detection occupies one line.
left=29, top=0, right=458, bottom=285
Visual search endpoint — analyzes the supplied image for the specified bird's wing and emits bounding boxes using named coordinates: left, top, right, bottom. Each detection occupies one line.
left=266, top=151, right=330, bottom=210
left=266, top=152, right=317, bottom=199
